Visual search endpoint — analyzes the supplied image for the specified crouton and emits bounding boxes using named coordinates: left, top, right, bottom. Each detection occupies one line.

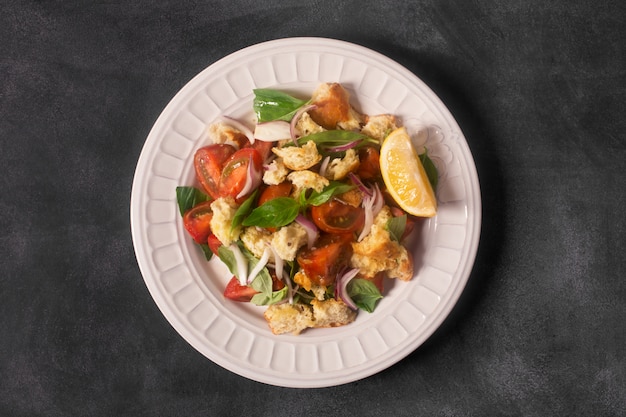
left=209, top=197, right=241, bottom=246
left=350, top=206, right=414, bottom=281
left=295, top=112, right=325, bottom=137
left=240, top=226, right=273, bottom=260
left=309, top=83, right=364, bottom=130
left=264, top=303, right=315, bottom=335
left=360, top=114, right=398, bottom=142
left=287, top=170, right=329, bottom=196
left=311, top=298, right=357, bottom=328
left=263, top=299, right=357, bottom=335
left=324, top=148, right=360, bottom=180
left=272, top=140, right=321, bottom=171
left=207, top=121, right=248, bottom=148
left=271, top=223, right=308, bottom=262
left=262, top=158, right=290, bottom=185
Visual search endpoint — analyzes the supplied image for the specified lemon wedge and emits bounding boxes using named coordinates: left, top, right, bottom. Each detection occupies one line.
left=380, top=127, right=437, bottom=217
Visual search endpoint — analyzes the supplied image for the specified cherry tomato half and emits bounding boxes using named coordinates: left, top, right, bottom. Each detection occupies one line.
left=183, top=201, right=214, bottom=244
left=357, top=146, right=381, bottom=180
left=223, top=276, right=258, bottom=302
left=223, top=274, right=285, bottom=302
left=258, top=182, right=292, bottom=206
left=194, top=144, right=236, bottom=199
left=297, top=233, right=354, bottom=286
left=310, top=198, right=365, bottom=234
left=247, top=139, right=274, bottom=162
left=218, top=148, right=263, bottom=202
left=207, top=233, right=222, bottom=256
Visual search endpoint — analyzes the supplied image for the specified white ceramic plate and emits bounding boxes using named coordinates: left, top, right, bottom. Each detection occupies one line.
left=130, top=37, right=481, bottom=388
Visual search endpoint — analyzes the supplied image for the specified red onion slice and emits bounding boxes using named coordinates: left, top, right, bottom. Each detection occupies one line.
left=219, top=116, right=255, bottom=144
left=229, top=243, right=248, bottom=285
left=348, top=172, right=373, bottom=197
left=326, top=139, right=362, bottom=153
left=254, top=120, right=291, bottom=142
left=247, top=247, right=271, bottom=284
left=289, top=104, right=317, bottom=143
left=318, top=156, right=330, bottom=178
left=295, top=214, right=319, bottom=249
left=236, top=155, right=262, bottom=200
left=335, top=268, right=359, bottom=310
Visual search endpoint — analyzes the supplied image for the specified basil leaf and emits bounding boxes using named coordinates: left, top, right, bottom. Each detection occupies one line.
left=306, top=181, right=355, bottom=206
left=242, top=197, right=300, bottom=228
left=176, top=186, right=211, bottom=216
left=199, top=243, right=213, bottom=261
left=217, top=245, right=238, bottom=277
left=253, top=89, right=307, bottom=123
left=297, top=130, right=377, bottom=150
left=231, top=189, right=258, bottom=233
left=347, top=278, right=383, bottom=313
left=419, top=150, right=439, bottom=190
left=251, top=286, right=288, bottom=306
left=248, top=254, right=287, bottom=306
left=386, top=215, right=407, bottom=242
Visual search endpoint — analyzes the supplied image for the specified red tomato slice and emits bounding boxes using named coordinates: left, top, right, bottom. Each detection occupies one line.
left=258, top=182, right=292, bottom=206
left=310, top=198, right=365, bottom=234
left=357, top=146, right=381, bottom=180
left=247, top=139, right=274, bottom=161
left=183, top=201, right=214, bottom=244
left=368, top=271, right=385, bottom=293
left=194, top=144, right=236, bottom=199
left=207, top=233, right=222, bottom=256
left=218, top=148, right=263, bottom=201
left=223, top=276, right=258, bottom=302
left=297, top=233, right=354, bottom=286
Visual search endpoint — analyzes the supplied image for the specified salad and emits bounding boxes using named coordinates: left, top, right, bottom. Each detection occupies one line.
left=176, top=82, right=438, bottom=335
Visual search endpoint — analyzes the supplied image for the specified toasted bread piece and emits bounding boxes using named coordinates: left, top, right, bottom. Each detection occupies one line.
left=264, top=303, right=315, bottom=335
left=350, top=206, right=414, bottom=281
left=310, top=299, right=357, bottom=328
left=272, top=140, right=321, bottom=171
left=264, top=299, right=357, bottom=335
left=309, top=83, right=364, bottom=130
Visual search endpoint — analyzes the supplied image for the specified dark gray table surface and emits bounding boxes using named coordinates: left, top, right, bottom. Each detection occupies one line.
left=2, top=0, right=625, bottom=415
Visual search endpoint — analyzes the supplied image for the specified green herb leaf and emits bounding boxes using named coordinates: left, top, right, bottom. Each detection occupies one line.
left=250, top=286, right=288, bottom=306
left=297, top=130, right=378, bottom=151
left=175, top=186, right=211, bottom=216
left=217, top=245, right=238, bottom=277
left=347, top=278, right=383, bottom=313
left=199, top=243, right=213, bottom=261
left=242, top=197, right=300, bottom=228
left=419, top=150, right=439, bottom=190
left=386, top=214, right=407, bottom=242
left=306, top=181, right=355, bottom=206
left=253, top=89, right=307, bottom=123
left=231, top=189, right=258, bottom=233
left=247, top=252, right=287, bottom=306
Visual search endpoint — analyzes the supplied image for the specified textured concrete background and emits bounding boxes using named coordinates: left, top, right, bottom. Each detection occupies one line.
left=2, top=0, right=625, bottom=415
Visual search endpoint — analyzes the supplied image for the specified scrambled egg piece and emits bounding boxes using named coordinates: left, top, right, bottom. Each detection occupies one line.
left=209, top=197, right=241, bottom=246
left=262, top=158, right=289, bottom=185
left=350, top=206, right=414, bottom=281
left=272, top=140, right=321, bottom=171
left=324, top=148, right=360, bottom=180
left=287, top=170, right=329, bottom=196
